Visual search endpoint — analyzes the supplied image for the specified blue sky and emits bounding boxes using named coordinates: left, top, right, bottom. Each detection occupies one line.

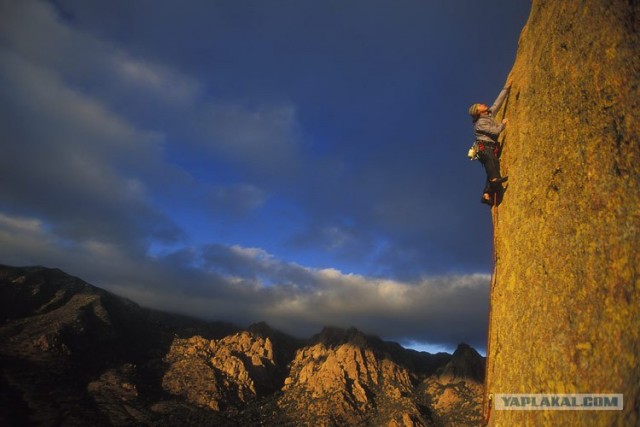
left=0, top=0, right=531, bottom=353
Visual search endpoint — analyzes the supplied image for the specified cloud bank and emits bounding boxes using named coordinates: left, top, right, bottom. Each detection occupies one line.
left=0, top=211, right=489, bottom=349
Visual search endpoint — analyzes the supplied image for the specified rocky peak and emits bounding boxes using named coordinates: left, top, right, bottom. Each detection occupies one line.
left=162, top=331, right=279, bottom=411
left=436, top=343, right=484, bottom=384
left=311, top=326, right=371, bottom=348
left=245, top=321, right=273, bottom=336
left=452, top=343, right=473, bottom=355
left=421, top=344, right=485, bottom=426
left=245, top=321, right=304, bottom=370
left=278, top=326, right=428, bottom=426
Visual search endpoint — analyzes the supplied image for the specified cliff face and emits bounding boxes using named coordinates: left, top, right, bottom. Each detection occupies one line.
left=487, top=1, right=640, bottom=425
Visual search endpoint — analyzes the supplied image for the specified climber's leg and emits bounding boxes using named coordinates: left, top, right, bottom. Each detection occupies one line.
left=482, top=148, right=507, bottom=187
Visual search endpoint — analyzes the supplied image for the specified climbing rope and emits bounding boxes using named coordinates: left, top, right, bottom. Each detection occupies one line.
left=483, top=192, right=499, bottom=425
left=485, top=393, right=494, bottom=425
left=483, top=86, right=509, bottom=424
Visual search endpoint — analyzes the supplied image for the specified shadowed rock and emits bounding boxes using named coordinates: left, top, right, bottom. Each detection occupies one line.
left=0, top=265, right=485, bottom=426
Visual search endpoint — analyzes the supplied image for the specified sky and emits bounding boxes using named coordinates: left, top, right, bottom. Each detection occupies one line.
left=0, top=0, right=531, bottom=354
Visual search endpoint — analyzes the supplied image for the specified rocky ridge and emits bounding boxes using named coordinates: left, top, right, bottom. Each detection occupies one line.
left=162, top=332, right=279, bottom=412
left=0, top=265, right=485, bottom=426
left=422, top=344, right=484, bottom=427
left=279, top=327, right=425, bottom=426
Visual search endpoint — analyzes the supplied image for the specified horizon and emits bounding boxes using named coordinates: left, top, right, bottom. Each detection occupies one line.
left=4, top=262, right=486, bottom=356
left=2, top=261, right=489, bottom=356
left=0, top=0, right=530, bottom=354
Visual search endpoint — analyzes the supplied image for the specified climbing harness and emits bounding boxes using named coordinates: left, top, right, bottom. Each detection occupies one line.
left=469, top=141, right=500, bottom=161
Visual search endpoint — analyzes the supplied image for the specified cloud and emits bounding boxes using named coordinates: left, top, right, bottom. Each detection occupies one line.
left=0, top=0, right=201, bottom=107
left=0, top=213, right=56, bottom=267
left=0, top=50, right=182, bottom=248
left=196, top=103, right=304, bottom=179
left=259, top=269, right=490, bottom=349
left=0, top=211, right=128, bottom=275
left=110, top=51, right=201, bottom=105
left=0, top=0, right=529, bottom=353
left=1, top=1, right=307, bottom=182
left=196, top=243, right=490, bottom=349
left=202, top=244, right=318, bottom=288
left=209, top=184, right=269, bottom=216
left=0, top=211, right=489, bottom=350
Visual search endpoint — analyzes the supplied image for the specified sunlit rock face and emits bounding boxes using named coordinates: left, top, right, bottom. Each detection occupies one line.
left=423, top=343, right=485, bottom=426
left=278, top=327, right=423, bottom=426
left=485, top=1, right=639, bottom=425
left=277, top=328, right=486, bottom=427
left=162, top=332, right=279, bottom=411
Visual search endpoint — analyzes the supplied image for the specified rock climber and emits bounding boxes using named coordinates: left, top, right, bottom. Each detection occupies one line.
left=468, top=80, right=512, bottom=206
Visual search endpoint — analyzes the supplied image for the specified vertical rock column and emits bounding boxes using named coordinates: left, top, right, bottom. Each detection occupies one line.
left=486, top=1, right=639, bottom=425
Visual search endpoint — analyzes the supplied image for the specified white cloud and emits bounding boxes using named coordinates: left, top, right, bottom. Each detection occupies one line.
left=110, top=51, right=201, bottom=105
left=0, top=213, right=44, bottom=235
left=194, top=243, right=490, bottom=346
left=0, top=0, right=201, bottom=107
left=0, top=213, right=55, bottom=266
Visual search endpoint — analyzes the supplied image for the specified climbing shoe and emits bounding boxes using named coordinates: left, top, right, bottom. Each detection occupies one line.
left=481, top=196, right=494, bottom=206
left=491, top=176, right=508, bottom=184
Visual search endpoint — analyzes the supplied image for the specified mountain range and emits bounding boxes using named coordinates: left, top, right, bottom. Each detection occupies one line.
left=0, top=265, right=484, bottom=426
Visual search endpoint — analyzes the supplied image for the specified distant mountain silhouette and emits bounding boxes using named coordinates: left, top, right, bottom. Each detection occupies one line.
left=0, top=265, right=484, bottom=426
left=436, top=343, right=484, bottom=384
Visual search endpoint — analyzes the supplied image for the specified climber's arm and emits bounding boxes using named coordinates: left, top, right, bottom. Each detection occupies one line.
left=489, top=84, right=511, bottom=114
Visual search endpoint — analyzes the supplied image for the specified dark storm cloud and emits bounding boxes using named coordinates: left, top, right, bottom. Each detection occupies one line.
left=0, top=50, right=183, bottom=248
left=0, top=0, right=530, bottom=351
left=0, top=212, right=490, bottom=349
left=29, top=0, right=525, bottom=276
left=0, top=0, right=201, bottom=108
left=0, top=0, right=205, bottom=250
left=0, top=0, right=280, bottom=247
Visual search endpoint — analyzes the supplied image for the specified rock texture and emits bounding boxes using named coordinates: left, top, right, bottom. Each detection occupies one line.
left=0, top=265, right=486, bottom=426
left=162, top=332, right=279, bottom=411
left=278, top=327, right=428, bottom=426
left=422, top=344, right=485, bottom=427
left=486, top=1, right=640, bottom=426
